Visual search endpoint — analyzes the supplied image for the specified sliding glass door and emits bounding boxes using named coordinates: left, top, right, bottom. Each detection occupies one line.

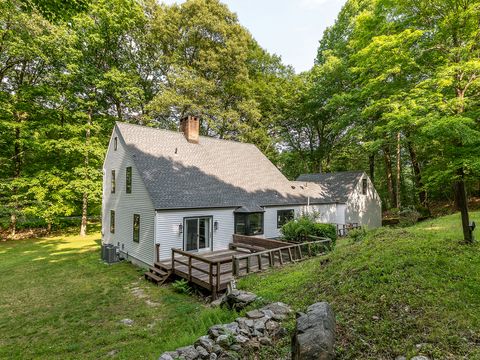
left=184, top=217, right=212, bottom=252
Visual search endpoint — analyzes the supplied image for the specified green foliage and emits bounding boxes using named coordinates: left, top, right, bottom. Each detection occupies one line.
left=281, top=213, right=337, bottom=247
left=279, top=0, right=480, bottom=213
left=347, top=226, right=367, bottom=243
left=398, top=207, right=421, bottom=227
left=0, top=0, right=290, bottom=233
left=172, top=279, right=192, bottom=295
left=239, top=211, right=480, bottom=359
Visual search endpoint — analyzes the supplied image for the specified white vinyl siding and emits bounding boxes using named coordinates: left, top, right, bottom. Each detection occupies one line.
left=263, top=206, right=304, bottom=238
left=308, top=204, right=338, bottom=224
left=336, top=204, right=346, bottom=225
left=345, top=174, right=382, bottom=228
left=102, top=127, right=155, bottom=266
left=155, top=208, right=236, bottom=261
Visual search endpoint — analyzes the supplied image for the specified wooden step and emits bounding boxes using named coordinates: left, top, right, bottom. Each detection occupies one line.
left=149, top=266, right=168, bottom=277
left=144, top=271, right=163, bottom=283
left=154, top=262, right=172, bottom=271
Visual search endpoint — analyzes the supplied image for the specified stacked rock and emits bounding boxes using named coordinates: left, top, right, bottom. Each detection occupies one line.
left=158, top=302, right=292, bottom=360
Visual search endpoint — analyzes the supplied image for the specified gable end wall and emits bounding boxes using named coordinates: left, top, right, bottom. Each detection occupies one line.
left=345, top=174, right=382, bottom=228
left=102, top=127, right=155, bottom=266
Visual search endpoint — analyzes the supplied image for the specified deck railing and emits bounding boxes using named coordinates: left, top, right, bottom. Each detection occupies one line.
left=231, top=238, right=332, bottom=277
left=336, top=223, right=359, bottom=237
left=171, top=248, right=232, bottom=298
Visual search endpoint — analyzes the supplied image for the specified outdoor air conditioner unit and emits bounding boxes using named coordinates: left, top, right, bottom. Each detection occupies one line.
left=101, top=244, right=119, bottom=264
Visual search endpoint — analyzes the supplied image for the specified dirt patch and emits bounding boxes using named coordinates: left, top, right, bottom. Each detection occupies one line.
left=128, top=283, right=160, bottom=307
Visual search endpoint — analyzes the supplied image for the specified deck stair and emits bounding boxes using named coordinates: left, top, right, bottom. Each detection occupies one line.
left=144, top=262, right=172, bottom=285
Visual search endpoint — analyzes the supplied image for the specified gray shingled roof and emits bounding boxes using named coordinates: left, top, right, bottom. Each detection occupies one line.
left=296, top=172, right=365, bottom=203
left=116, top=122, right=342, bottom=210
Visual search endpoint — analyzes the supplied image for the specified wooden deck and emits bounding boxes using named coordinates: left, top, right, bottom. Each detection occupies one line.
left=152, top=235, right=332, bottom=299
left=157, top=249, right=257, bottom=296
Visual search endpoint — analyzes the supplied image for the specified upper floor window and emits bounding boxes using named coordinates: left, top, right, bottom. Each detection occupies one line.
left=110, top=210, right=115, bottom=233
left=111, top=170, right=116, bottom=193
left=126, top=167, right=132, bottom=193
left=114, top=137, right=118, bottom=151
left=362, top=178, right=368, bottom=195
left=277, top=209, right=294, bottom=228
left=133, top=214, right=140, bottom=242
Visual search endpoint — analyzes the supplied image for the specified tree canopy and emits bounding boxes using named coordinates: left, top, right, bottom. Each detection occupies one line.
left=1, top=0, right=478, bottom=239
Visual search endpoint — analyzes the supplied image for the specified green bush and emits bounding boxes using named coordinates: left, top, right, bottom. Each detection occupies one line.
left=172, top=279, right=192, bottom=295
left=281, top=214, right=337, bottom=248
left=399, top=207, right=421, bottom=226
left=348, top=226, right=367, bottom=243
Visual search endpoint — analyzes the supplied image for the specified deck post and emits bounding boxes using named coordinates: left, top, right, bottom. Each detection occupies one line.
left=278, top=249, right=284, bottom=265
left=269, top=252, right=274, bottom=266
left=216, top=262, right=221, bottom=295
left=298, top=244, right=303, bottom=259
left=155, top=244, right=160, bottom=263
left=209, top=262, right=213, bottom=291
left=188, top=256, right=192, bottom=281
left=258, top=254, right=262, bottom=270
left=232, top=256, right=239, bottom=276
left=171, top=249, right=175, bottom=272
left=246, top=256, right=251, bottom=273
left=287, top=248, right=293, bottom=262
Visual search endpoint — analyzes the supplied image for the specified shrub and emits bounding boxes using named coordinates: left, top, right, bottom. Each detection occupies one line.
left=281, top=214, right=337, bottom=248
left=172, top=279, right=192, bottom=295
left=399, top=207, right=421, bottom=226
left=348, top=227, right=367, bottom=243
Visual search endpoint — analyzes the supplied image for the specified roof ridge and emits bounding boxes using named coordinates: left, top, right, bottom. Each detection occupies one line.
left=299, top=170, right=365, bottom=176
left=115, top=121, right=257, bottom=147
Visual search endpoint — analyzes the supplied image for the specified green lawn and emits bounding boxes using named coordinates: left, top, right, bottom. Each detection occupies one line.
left=2, top=214, right=479, bottom=360
left=239, top=212, right=480, bottom=360
left=0, top=226, right=237, bottom=360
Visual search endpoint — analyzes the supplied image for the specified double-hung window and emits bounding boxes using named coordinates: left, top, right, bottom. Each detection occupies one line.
left=133, top=214, right=140, bottom=243
left=362, top=178, right=368, bottom=195
left=110, top=210, right=115, bottom=233
left=126, top=167, right=132, bottom=193
left=277, top=209, right=294, bottom=228
left=111, top=170, right=116, bottom=193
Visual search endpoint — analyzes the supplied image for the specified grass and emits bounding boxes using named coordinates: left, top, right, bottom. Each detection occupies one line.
left=0, top=225, right=237, bottom=359
left=238, top=211, right=480, bottom=360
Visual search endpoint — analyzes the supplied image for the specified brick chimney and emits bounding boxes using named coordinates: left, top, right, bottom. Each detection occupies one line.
left=180, top=115, right=200, bottom=144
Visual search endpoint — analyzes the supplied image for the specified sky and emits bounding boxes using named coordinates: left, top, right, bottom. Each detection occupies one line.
left=161, top=0, right=347, bottom=73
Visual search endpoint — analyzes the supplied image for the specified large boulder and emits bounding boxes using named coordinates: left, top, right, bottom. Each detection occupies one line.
left=291, top=302, right=335, bottom=360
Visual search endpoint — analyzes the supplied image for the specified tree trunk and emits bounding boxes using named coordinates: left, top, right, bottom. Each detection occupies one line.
left=369, top=154, right=375, bottom=183
left=454, top=81, right=472, bottom=243
left=10, top=213, right=17, bottom=238
left=406, top=139, right=427, bottom=208
left=383, top=145, right=396, bottom=208
left=115, top=100, right=123, bottom=120
left=454, top=169, right=472, bottom=243
left=10, top=115, right=22, bottom=238
left=80, top=108, right=92, bottom=237
left=396, top=132, right=401, bottom=209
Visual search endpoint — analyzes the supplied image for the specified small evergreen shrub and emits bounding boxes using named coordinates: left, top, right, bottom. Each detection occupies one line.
left=281, top=214, right=337, bottom=248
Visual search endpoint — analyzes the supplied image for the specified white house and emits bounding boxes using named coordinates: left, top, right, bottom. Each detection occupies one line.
left=102, top=116, right=381, bottom=267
